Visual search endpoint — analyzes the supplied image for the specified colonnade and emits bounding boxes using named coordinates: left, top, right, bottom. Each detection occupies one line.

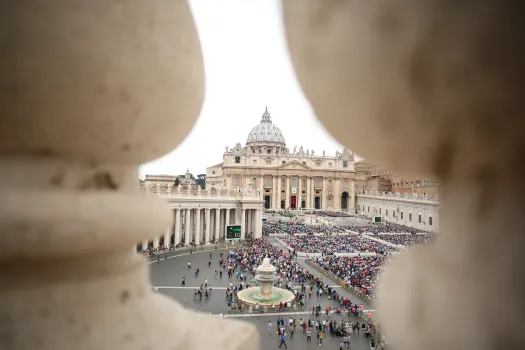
left=141, top=207, right=263, bottom=250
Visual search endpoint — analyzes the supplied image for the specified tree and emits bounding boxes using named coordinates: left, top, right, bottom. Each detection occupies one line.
left=196, top=174, right=206, bottom=189
left=174, top=178, right=180, bottom=187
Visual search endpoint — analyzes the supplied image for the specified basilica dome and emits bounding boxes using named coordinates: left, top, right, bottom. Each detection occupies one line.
left=246, top=108, right=286, bottom=147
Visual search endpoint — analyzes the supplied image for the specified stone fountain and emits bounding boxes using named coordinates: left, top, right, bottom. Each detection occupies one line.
left=237, top=257, right=295, bottom=307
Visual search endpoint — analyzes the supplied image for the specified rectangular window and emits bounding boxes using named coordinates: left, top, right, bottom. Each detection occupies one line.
left=419, top=214, right=422, bottom=223
left=386, top=209, right=388, bottom=216
left=409, top=213, right=412, bottom=221
left=212, top=171, right=215, bottom=174
left=267, top=149, right=271, bottom=154
left=379, top=208, right=381, bottom=214
left=358, top=205, right=361, bottom=211
left=429, top=217, right=433, bottom=226
left=266, top=160, right=272, bottom=165
left=401, top=212, right=404, bottom=219
left=235, top=157, right=240, bottom=164
left=368, top=206, right=370, bottom=213
left=343, top=161, right=348, bottom=168
left=303, top=162, right=306, bottom=165
left=282, top=161, right=285, bottom=165
left=393, top=211, right=396, bottom=218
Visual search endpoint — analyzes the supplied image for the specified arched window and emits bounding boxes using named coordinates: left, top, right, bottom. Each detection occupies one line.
left=281, top=177, right=286, bottom=187
left=315, top=177, right=322, bottom=188
left=343, top=180, right=348, bottom=189
left=234, top=175, right=240, bottom=186
left=291, top=176, right=297, bottom=188
left=264, top=177, right=271, bottom=188
left=302, top=178, right=306, bottom=187
left=253, top=177, right=256, bottom=185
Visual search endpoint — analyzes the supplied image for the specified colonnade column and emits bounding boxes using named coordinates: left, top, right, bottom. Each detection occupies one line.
left=285, top=176, right=290, bottom=209
left=246, top=209, right=252, bottom=236
left=174, top=209, right=181, bottom=245
left=164, top=227, right=170, bottom=249
left=255, top=209, right=262, bottom=238
left=334, top=178, right=340, bottom=210
left=215, top=208, right=221, bottom=242
left=241, top=209, right=246, bottom=239
left=153, top=237, right=160, bottom=250
left=205, top=208, right=211, bottom=243
left=195, top=208, right=201, bottom=244
left=276, top=175, right=281, bottom=209
left=184, top=209, right=191, bottom=245
left=142, top=240, right=148, bottom=251
left=225, top=208, right=230, bottom=232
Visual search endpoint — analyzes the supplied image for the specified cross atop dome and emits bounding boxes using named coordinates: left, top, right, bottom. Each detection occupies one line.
left=261, top=106, right=272, bottom=123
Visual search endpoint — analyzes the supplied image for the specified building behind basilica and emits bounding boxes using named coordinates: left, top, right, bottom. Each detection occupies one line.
left=206, top=108, right=357, bottom=211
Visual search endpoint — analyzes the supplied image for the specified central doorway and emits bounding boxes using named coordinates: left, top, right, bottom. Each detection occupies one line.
left=264, top=196, right=271, bottom=209
left=290, top=196, right=297, bottom=209
left=314, top=197, right=321, bottom=209
left=341, top=192, right=349, bottom=210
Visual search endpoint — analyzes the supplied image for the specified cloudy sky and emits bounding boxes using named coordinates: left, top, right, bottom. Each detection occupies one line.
left=139, top=0, right=345, bottom=178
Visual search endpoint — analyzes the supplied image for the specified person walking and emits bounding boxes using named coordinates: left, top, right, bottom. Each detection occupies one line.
left=268, top=321, right=273, bottom=336
left=318, top=330, right=323, bottom=347
left=306, top=328, right=312, bottom=343
left=278, top=333, right=287, bottom=348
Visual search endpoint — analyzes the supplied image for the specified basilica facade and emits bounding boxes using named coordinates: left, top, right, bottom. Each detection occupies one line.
left=206, top=108, right=357, bottom=211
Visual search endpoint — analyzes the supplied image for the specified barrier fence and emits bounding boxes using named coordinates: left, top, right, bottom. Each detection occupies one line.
left=305, top=258, right=376, bottom=306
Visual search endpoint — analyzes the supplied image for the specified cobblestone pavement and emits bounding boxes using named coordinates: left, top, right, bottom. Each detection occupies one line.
left=149, top=242, right=376, bottom=350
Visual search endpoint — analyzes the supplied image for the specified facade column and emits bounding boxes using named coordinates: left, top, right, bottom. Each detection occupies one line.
left=298, top=177, right=302, bottom=209
left=153, top=237, right=160, bottom=250
left=164, top=227, right=170, bottom=249
left=350, top=180, right=356, bottom=213
left=311, top=177, right=315, bottom=209
left=285, top=176, right=290, bottom=209
left=195, top=208, right=201, bottom=244
left=241, top=209, right=246, bottom=239
left=174, top=209, right=181, bottom=245
left=184, top=208, right=191, bottom=245
left=276, top=175, right=281, bottom=209
left=322, top=178, right=327, bottom=210
left=306, top=176, right=310, bottom=208
left=334, top=178, right=340, bottom=210
left=142, top=240, right=148, bottom=251
left=215, top=208, right=221, bottom=242
left=205, top=208, right=211, bottom=243
left=272, top=176, right=277, bottom=209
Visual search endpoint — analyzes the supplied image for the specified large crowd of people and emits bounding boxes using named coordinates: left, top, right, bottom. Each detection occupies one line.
left=282, top=235, right=396, bottom=254
left=376, top=233, right=438, bottom=246
left=344, top=224, right=422, bottom=234
left=312, top=256, right=389, bottom=298
left=315, top=211, right=352, bottom=218
left=262, top=222, right=346, bottom=235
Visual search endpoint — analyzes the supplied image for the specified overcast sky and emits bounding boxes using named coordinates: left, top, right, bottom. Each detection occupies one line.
left=139, top=0, right=345, bottom=178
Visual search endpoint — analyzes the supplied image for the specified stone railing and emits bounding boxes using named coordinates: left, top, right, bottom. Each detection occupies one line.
left=358, top=191, right=440, bottom=204
left=306, top=258, right=376, bottom=306
left=144, top=185, right=263, bottom=201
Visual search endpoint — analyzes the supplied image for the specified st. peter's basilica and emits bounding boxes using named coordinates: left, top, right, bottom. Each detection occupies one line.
left=206, top=108, right=356, bottom=211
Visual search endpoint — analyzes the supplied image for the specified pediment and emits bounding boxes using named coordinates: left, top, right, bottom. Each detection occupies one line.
left=278, top=161, right=311, bottom=170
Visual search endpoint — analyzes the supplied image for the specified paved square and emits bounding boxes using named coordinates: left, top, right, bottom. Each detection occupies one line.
left=149, top=245, right=377, bottom=349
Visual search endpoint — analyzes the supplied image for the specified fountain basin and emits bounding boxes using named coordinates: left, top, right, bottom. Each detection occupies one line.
left=237, top=286, right=296, bottom=307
